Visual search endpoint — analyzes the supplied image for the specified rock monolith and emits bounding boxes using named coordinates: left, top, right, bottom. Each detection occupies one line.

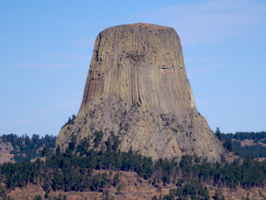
left=55, top=23, right=234, bottom=162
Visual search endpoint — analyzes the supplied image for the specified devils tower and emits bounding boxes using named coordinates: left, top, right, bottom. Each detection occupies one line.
left=56, top=23, right=233, bottom=162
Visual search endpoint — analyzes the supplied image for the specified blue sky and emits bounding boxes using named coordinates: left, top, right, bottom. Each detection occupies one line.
left=0, top=0, right=265, bottom=137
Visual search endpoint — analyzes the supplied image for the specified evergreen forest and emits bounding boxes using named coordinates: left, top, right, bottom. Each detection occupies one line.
left=217, top=128, right=266, bottom=158
left=0, top=134, right=56, bottom=162
left=1, top=128, right=266, bottom=199
left=0, top=130, right=266, bottom=199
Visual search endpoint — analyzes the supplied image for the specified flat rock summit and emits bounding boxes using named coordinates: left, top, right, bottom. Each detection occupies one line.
left=56, top=23, right=234, bottom=162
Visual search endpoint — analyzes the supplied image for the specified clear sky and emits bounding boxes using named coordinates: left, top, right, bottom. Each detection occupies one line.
left=0, top=0, right=265, bottom=137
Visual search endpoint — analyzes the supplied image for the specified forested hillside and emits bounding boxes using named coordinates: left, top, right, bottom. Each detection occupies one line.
left=1, top=131, right=266, bottom=199
left=1, top=129, right=266, bottom=163
left=2, top=131, right=266, bottom=199
left=221, top=131, right=266, bottom=141
left=215, top=128, right=266, bottom=159
left=1, top=129, right=266, bottom=164
left=0, top=134, right=56, bottom=163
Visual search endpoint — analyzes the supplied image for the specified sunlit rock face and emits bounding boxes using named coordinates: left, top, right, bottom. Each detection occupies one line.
left=56, top=23, right=234, bottom=162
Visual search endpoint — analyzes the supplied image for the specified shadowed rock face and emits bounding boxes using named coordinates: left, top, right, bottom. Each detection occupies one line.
left=56, top=23, right=234, bottom=162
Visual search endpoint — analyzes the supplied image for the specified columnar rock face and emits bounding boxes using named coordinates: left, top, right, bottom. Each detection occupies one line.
left=56, top=23, right=233, bottom=162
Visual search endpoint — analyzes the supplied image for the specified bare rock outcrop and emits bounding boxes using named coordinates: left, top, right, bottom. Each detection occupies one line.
left=56, top=23, right=234, bottom=162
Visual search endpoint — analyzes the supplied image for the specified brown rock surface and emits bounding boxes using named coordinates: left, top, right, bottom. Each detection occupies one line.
left=56, top=23, right=234, bottom=162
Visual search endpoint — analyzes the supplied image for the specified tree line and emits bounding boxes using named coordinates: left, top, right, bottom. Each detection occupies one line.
left=221, top=131, right=266, bottom=142
left=215, top=128, right=266, bottom=158
left=0, top=133, right=56, bottom=162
